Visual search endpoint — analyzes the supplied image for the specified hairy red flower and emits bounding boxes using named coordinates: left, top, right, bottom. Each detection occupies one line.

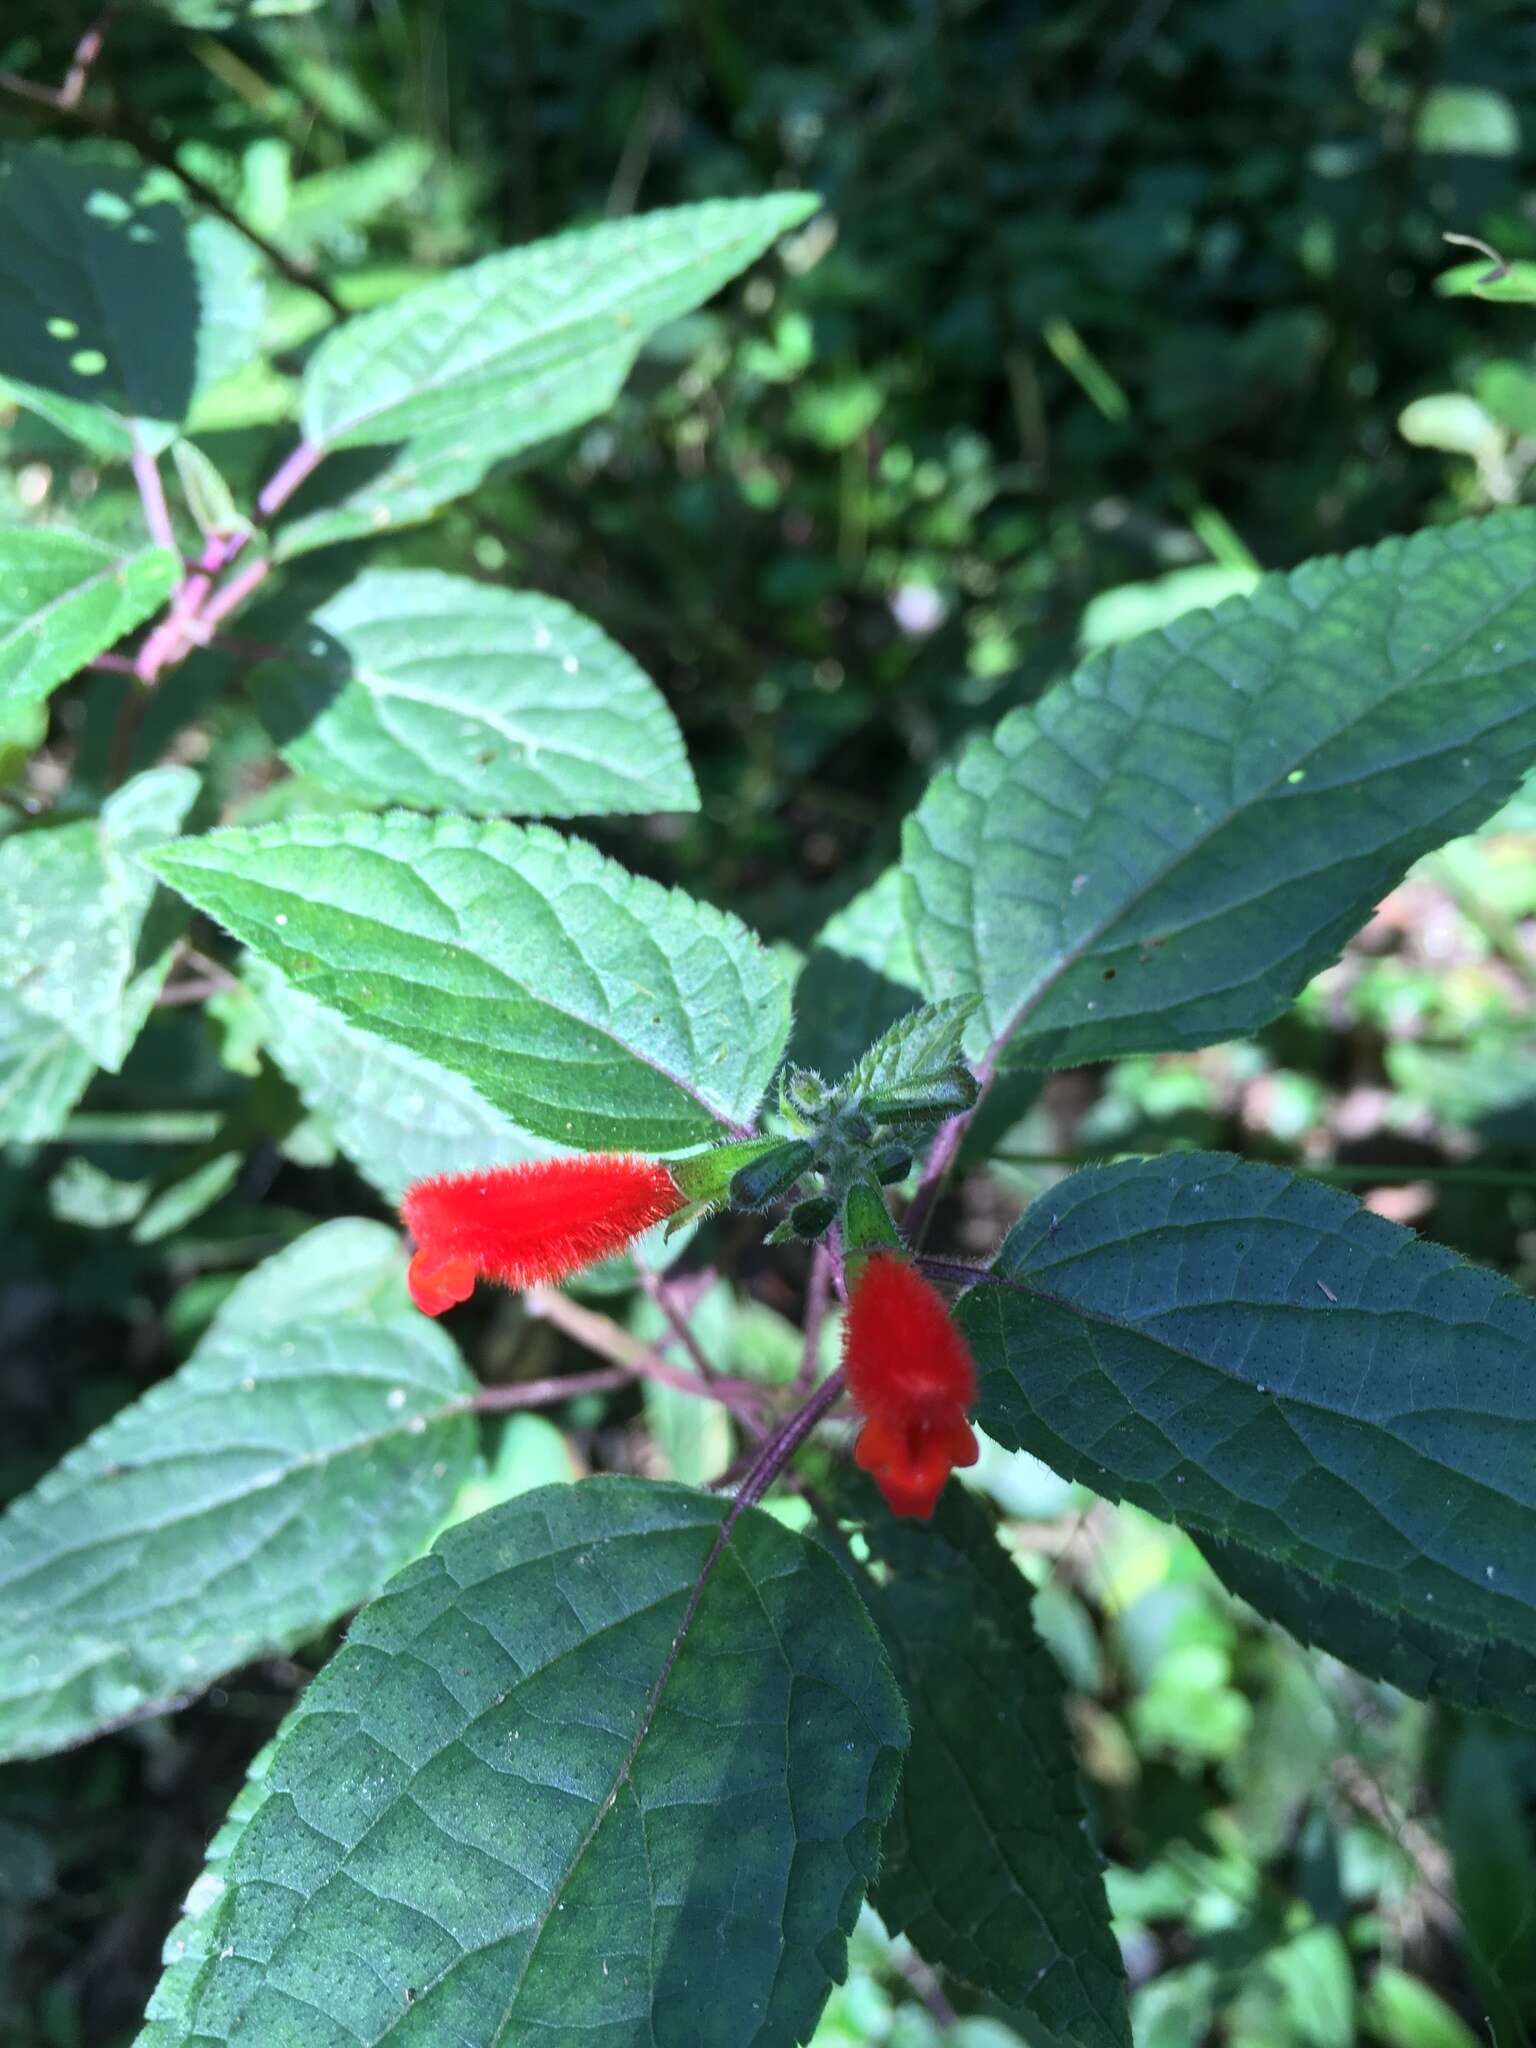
left=401, top=1155, right=683, bottom=1316
left=842, top=1251, right=979, bottom=1518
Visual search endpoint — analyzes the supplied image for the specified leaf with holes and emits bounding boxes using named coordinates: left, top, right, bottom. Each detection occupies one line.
left=960, top=1151, right=1536, bottom=1725
left=148, top=810, right=790, bottom=1150
left=0, top=764, right=198, bottom=1080
left=854, top=1482, right=1129, bottom=2047
left=0, top=527, right=179, bottom=708
left=903, top=511, right=1536, bottom=1069
left=0, top=146, right=263, bottom=457
left=276, top=192, right=816, bottom=554
left=136, top=1477, right=907, bottom=2048
left=248, top=569, right=697, bottom=818
left=0, top=1221, right=476, bottom=1763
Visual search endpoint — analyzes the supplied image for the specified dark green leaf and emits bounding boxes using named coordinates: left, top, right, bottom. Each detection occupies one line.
left=904, top=512, right=1536, bottom=1068
left=0, top=528, right=179, bottom=709
left=0, top=1221, right=477, bottom=1761
left=960, top=1151, right=1536, bottom=1724
left=0, top=147, right=263, bottom=457
left=137, top=1478, right=906, bottom=2048
left=791, top=867, right=921, bottom=1082
left=857, top=1483, right=1128, bottom=2047
left=148, top=810, right=790, bottom=1149
left=249, top=570, right=698, bottom=819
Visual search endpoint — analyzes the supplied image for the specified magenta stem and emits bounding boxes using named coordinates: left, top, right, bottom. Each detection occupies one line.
left=129, top=441, right=176, bottom=553
left=257, top=438, right=323, bottom=520
left=200, top=556, right=271, bottom=634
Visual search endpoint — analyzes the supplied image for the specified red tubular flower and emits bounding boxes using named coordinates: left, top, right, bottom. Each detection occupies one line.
left=400, top=1155, right=684, bottom=1316
left=842, top=1250, right=979, bottom=1518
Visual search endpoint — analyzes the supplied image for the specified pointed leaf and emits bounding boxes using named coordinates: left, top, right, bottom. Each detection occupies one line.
left=961, top=1152, right=1536, bottom=1724
left=0, top=147, right=264, bottom=457
left=0, top=764, right=198, bottom=1074
left=790, top=867, right=921, bottom=1082
left=249, top=570, right=698, bottom=818
left=843, top=994, right=979, bottom=1099
left=136, top=1478, right=907, bottom=2048
left=857, top=1483, right=1128, bottom=2047
left=904, top=511, right=1536, bottom=1067
left=0, top=528, right=179, bottom=709
left=0, top=1221, right=477, bottom=1762
left=246, top=954, right=546, bottom=1203
left=149, top=811, right=789, bottom=1150
left=278, top=192, right=816, bottom=554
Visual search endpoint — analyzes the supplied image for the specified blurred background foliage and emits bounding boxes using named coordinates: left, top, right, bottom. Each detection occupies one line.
left=4, top=0, right=1536, bottom=2042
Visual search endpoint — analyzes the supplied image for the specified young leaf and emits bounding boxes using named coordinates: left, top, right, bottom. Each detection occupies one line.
left=0, top=764, right=198, bottom=1077
left=0, top=1221, right=477, bottom=1762
left=842, top=993, right=979, bottom=1098
left=853, top=1483, right=1129, bottom=2048
left=149, top=811, right=790, bottom=1150
left=248, top=570, right=698, bottom=819
left=960, top=1151, right=1536, bottom=1725
left=136, top=1478, right=907, bottom=2048
left=277, top=192, right=817, bottom=555
left=0, top=147, right=263, bottom=457
left=0, top=528, right=179, bottom=709
left=903, top=510, right=1536, bottom=1068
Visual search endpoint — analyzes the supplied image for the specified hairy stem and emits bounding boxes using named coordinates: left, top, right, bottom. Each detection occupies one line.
left=639, top=1267, right=718, bottom=1381
left=129, top=438, right=176, bottom=553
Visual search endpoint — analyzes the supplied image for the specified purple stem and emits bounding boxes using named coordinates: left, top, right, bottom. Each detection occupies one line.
left=257, top=437, right=324, bottom=521
left=794, top=1241, right=835, bottom=1392
left=129, top=440, right=176, bottom=553
left=199, top=556, right=271, bottom=634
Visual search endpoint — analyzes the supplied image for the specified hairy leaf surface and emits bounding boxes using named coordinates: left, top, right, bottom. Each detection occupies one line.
left=0, top=1222, right=475, bottom=1761
left=149, top=811, right=789, bottom=1149
left=279, top=193, right=815, bottom=553
left=858, top=1484, right=1128, bottom=2046
left=137, top=1478, right=906, bottom=2048
left=0, top=528, right=178, bottom=708
left=0, top=764, right=197, bottom=1084
left=904, top=512, right=1536, bottom=1067
left=250, top=570, right=696, bottom=818
left=961, top=1152, right=1536, bottom=1723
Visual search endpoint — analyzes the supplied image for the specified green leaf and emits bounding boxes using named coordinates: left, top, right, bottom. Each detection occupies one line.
left=1194, top=1532, right=1536, bottom=1729
left=0, top=764, right=198, bottom=1077
left=246, top=954, right=546, bottom=1203
left=249, top=569, right=698, bottom=818
left=0, top=1221, right=477, bottom=1762
left=790, top=867, right=922, bottom=1082
left=856, top=1484, right=1128, bottom=2048
left=0, top=993, right=96, bottom=1144
left=843, top=994, right=979, bottom=1099
left=0, top=147, right=264, bottom=457
left=148, top=810, right=790, bottom=1150
left=277, top=192, right=817, bottom=555
left=903, top=511, right=1536, bottom=1069
left=136, top=1477, right=906, bottom=2048
left=0, top=528, right=179, bottom=709
left=960, top=1151, right=1536, bottom=1724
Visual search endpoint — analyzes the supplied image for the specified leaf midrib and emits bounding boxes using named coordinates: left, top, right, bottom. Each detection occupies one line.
left=973, top=552, right=1536, bottom=1066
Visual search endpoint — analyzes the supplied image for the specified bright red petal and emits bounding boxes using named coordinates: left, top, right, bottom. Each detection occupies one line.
left=400, top=1155, right=682, bottom=1299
